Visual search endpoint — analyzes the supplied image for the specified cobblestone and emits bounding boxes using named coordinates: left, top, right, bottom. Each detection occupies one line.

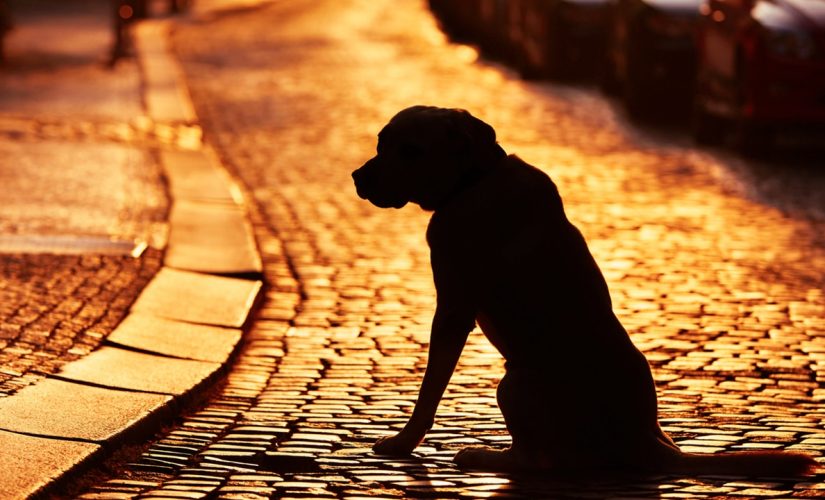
left=0, top=250, right=162, bottom=396
left=0, top=115, right=203, bottom=151
left=85, top=0, right=822, bottom=497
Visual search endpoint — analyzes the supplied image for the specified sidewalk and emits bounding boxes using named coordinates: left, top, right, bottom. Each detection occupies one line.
left=0, top=1, right=262, bottom=497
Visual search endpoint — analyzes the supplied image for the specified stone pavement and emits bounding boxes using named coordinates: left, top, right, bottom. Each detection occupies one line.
left=80, top=0, right=824, bottom=499
left=0, top=2, right=262, bottom=498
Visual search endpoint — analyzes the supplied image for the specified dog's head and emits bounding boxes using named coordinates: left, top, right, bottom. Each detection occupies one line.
left=352, top=106, right=506, bottom=211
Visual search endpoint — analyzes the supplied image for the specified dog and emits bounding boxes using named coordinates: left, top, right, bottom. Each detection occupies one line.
left=352, top=105, right=816, bottom=476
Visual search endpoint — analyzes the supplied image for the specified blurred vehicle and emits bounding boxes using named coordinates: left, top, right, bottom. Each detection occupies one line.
left=474, top=0, right=515, bottom=60
left=508, top=0, right=611, bottom=79
left=428, top=0, right=485, bottom=43
left=692, top=0, right=825, bottom=151
left=428, top=0, right=515, bottom=60
left=603, top=0, right=703, bottom=117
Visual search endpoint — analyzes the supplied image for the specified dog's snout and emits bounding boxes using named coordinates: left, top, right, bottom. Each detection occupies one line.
left=352, top=165, right=365, bottom=184
left=352, top=155, right=408, bottom=209
left=352, top=160, right=374, bottom=200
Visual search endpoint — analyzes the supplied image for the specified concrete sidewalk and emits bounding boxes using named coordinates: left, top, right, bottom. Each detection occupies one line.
left=0, top=2, right=262, bottom=497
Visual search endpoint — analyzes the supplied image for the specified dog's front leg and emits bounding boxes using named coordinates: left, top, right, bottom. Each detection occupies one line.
left=373, top=306, right=474, bottom=455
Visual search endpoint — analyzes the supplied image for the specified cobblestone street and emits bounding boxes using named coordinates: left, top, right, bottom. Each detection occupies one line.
left=82, top=0, right=824, bottom=498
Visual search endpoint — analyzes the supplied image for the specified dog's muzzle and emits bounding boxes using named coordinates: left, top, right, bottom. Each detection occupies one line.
left=352, top=159, right=408, bottom=209
left=352, top=163, right=373, bottom=201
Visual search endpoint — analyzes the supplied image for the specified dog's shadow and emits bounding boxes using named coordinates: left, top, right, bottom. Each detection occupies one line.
left=368, top=456, right=672, bottom=498
left=249, top=443, right=825, bottom=497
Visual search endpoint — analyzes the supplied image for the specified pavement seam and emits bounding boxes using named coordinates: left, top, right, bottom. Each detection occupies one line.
left=0, top=428, right=99, bottom=445
left=45, top=374, right=176, bottom=396
left=0, top=14, right=263, bottom=500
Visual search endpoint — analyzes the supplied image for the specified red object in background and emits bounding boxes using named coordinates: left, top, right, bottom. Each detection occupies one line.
left=692, top=0, right=825, bottom=151
left=119, top=4, right=134, bottom=20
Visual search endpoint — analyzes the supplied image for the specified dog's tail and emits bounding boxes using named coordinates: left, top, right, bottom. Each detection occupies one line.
left=671, top=450, right=817, bottom=477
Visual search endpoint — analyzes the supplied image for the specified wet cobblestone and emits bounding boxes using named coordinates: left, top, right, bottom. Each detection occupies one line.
left=85, top=0, right=823, bottom=497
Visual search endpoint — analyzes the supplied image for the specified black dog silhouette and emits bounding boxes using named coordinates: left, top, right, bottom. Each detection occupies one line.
left=352, top=105, right=816, bottom=475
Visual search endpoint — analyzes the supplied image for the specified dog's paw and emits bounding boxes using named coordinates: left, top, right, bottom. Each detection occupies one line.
left=372, top=432, right=421, bottom=456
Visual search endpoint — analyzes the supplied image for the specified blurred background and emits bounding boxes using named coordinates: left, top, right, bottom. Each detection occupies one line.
left=428, top=0, right=825, bottom=158
left=1, top=0, right=823, bottom=158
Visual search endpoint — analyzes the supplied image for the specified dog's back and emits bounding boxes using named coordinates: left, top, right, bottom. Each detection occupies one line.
left=430, top=155, right=627, bottom=356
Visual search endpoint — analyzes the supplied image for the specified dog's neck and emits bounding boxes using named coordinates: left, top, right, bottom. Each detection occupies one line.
left=436, top=145, right=507, bottom=210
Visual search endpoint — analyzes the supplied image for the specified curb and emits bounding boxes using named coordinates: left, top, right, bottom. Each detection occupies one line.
left=0, top=18, right=263, bottom=500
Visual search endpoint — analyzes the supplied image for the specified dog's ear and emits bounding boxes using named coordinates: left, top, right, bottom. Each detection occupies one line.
left=448, top=109, right=506, bottom=164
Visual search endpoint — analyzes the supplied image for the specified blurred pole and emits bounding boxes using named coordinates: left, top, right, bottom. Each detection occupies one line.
left=109, top=0, right=143, bottom=67
left=0, top=0, right=11, bottom=64
left=109, top=0, right=189, bottom=67
left=133, top=0, right=148, bottom=19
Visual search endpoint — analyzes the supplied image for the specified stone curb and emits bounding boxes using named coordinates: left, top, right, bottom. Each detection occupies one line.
left=0, top=17, right=263, bottom=500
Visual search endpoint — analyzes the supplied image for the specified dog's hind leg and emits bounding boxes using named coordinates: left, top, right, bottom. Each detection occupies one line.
left=454, top=368, right=556, bottom=472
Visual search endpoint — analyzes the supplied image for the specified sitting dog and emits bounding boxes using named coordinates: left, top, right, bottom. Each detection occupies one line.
left=352, top=105, right=816, bottom=475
